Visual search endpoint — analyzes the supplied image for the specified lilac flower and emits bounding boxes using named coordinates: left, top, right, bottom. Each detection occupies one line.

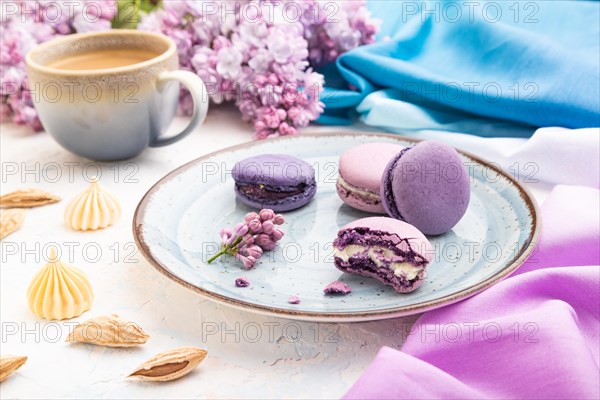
left=239, top=22, right=269, bottom=48
left=255, top=234, right=276, bottom=251
left=278, top=122, right=297, bottom=136
left=139, top=0, right=377, bottom=140
left=220, top=227, right=233, bottom=243
left=235, top=253, right=258, bottom=270
left=234, top=223, right=249, bottom=237
left=240, top=233, right=254, bottom=246
left=208, top=209, right=286, bottom=269
left=248, top=218, right=263, bottom=233
left=298, top=0, right=380, bottom=66
left=261, top=220, right=275, bottom=234
left=243, top=245, right=263, bottom=260
left=216, top=46, right=244, bottom=79
left=266, top=30, right=295, bottom=63
left=273, top=31, right=309, bottom=64
left=259, top=209, right=275, bottom=221
left=271, top=228, right=285, bottom=241
left=248, top=49, right=271, bottom=73
left=273, top=214, right=285, bottom=225
left=244, top=212, right=260, bottom=223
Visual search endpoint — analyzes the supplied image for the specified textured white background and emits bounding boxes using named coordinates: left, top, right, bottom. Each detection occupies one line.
left=0, top=105, right=551, bottom=399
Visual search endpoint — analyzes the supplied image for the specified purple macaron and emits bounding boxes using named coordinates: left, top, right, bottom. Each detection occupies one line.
left=333, top=217, right=433, bottom=293
left=233, top=154, right=316, bottom=212
left=380, top=141, right=470, bottom=235
left=336, top=142, right=405, bottom=213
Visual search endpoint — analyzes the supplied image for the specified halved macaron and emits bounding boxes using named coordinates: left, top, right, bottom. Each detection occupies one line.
left=333, top=217, right=433, bottom=293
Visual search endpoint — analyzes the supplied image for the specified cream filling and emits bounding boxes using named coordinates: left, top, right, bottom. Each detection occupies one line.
left=334, top=244, right=422, bottom=280
left=337, top=176, right=380, bottom=201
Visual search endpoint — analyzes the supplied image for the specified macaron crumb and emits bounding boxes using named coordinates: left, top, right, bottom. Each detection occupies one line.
left=235, top=277, right=250, bottom=287
left=288, top=295, right=301, bottom=304
left=324, top=281, right=352, bottom=295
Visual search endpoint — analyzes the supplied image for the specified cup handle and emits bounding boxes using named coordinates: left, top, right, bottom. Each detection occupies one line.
left=150, top=70, right=209, bottom=147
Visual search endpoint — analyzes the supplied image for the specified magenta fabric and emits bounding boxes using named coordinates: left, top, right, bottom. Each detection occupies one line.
left=344, top=185, right=600, bottom=399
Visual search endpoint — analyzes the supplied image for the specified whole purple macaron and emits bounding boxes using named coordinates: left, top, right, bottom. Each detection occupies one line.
left=233, top=154, right=316, bottom=212
left=333, top=217, right=433, bottom=293
left=380, top=141, right=470, bottom=235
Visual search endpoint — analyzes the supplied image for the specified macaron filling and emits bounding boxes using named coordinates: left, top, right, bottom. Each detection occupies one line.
left=333, top=225, right=429, bottom=293
left=335, top=245, right=422, bottom=280
left=336, top=176, right=381, bottom=206
left=237, top=183, right=308, bottom=201
left=381, top=146, right=412, bottom=221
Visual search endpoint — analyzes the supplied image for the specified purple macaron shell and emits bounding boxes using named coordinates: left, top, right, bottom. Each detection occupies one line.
left=323, top=280, right=352, bottom=295
left=381, top=141, right=470, bottom=235
left=233, top=154, right=316, bottom=212
left=337, top=142, right=404, bottom=213
left=333, top=217, right=433, bottom=293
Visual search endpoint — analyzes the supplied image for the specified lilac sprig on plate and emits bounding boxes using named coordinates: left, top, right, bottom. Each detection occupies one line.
left=208, top=209, right=285, bottom=269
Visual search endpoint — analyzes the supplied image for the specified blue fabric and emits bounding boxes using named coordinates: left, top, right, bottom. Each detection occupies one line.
left=319, top=0, right=600, bottom=137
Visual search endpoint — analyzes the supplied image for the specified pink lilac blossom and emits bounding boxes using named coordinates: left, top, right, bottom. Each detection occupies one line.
left=139, top=0, right=378, bottom=139
left=0, top=1, right=116, bottom=130
left=208, top=209, right=285, bottom=269
left=279, top=0, right=380, bottom=66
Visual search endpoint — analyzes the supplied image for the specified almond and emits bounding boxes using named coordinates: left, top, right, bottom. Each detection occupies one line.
left=66, top=315, right=149, bottom=347
left=0, top=208, right=25, bottom=240
left=0, top=189, right=60, bottom=208
left=0, top=355, right=27, bottom=382
left=129, top=347, right=207, bottom=382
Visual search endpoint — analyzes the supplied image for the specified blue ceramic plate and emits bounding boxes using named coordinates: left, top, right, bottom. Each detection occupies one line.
left=134, top=133, right=540, bottom=322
